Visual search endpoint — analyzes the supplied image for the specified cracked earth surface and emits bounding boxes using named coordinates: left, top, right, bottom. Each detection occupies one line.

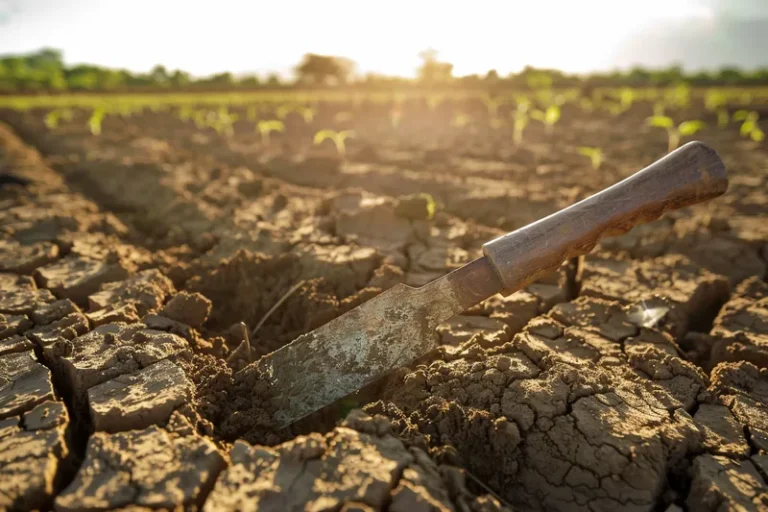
left=0, top=97, right=765, bottom=511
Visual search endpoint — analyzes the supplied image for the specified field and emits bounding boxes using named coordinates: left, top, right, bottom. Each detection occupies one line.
left=1, top=86, right=767, bottom=511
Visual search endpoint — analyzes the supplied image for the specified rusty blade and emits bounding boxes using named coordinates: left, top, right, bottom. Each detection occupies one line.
left=253, top=256, right=502, bottom=429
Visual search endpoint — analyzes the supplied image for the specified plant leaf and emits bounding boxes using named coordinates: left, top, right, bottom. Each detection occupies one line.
left=647, top=116, right=674, bottom=129
left=313, top=129, right=336, bottom=145
left=678, top=120, right=706, bottom=136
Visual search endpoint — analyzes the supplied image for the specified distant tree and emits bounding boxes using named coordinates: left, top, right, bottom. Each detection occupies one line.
left=238, top=75, right=260, bottom=88
left=27, top=48, right=63, bottom=70
left=716, top=67, right=744, bottom=84
left=295, top=54, right=355, bottom=85
left=650, top=65, right=684, bottom=85
left=169, top=69, right=190, bottom=87
left=150, top=65, right=170, bottom=87
left=627, top=66, right=651, bottom=85
left=266, top=74, right=282, bottom=87
left=417, top=49, right=453, bottom=83
left=65, top=65, right=102, bottom=90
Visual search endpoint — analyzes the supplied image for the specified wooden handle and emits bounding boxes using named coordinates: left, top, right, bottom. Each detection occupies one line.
left=482, top=141, right=728, bottom=294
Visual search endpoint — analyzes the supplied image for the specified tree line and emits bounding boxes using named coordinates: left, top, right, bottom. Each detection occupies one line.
left=2, top=48, right=768, bottom=94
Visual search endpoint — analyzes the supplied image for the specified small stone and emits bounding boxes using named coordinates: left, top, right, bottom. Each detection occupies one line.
left=160, top=291, right=212, bottom=328
left=36, top=255, right=130, bottom=304
left=88, top=269, right=175, bottom=317
left=0, top=313, right=33, bottom=340
left=0, top=334, right=34, bottom=356
left=0, top=241, right=59, bottom=274
left=29, top=299, right=79, bottom=325
left=694, top=404, right=750, bottom=458
left=23, top=400, right=68, bottom=430
left=0, top=351, right=55, bottom=419
left=687, top=454, right=766, bottom=511
left=88, top=359, right=192, bottom=433
left=55, top=426, right=224, bottom=511
left=0, top=400, right=69, bottom=511
left=0, top=287, right=55, bottom=315
left=85, top=303, right=140, bottom=327
left=394, top=193, right=436, bottom=221
left=437, top=316, right=511, bottom=346
left=54, top=322, right=190, bottom=404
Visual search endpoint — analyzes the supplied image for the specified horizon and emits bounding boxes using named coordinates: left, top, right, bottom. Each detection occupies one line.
left=1, top=0, right=767, bottom=79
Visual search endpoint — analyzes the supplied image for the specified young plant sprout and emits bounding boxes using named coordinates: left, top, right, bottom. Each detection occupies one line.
left=619, top=88, right=634, bottom=112
left=257, top=120, right=285, bottom=145
left=426, top=95, right=442, bottom=111
left=482, top=95, right=505, bottom=126
left=512, top=106, right=529, bottom=146
left=451, top=114, right=470, bottom=128
left=313, top=129, right=355, bottom=158
left=733, top=110, right=765, bottom=142
left=179, top=106, right=194, bottom=121
left=579, top=97, right=594, bottom=113
left=88, top=108, right=106, bottom=136
left=705, top=90, right=727, bottom=112
left=604, top=102, right=624, bottom=116
left=193, top=110, right=207, bottom=129
left=665, top=83, right=691, bottom=110
left=716, top=108, right=729, bottom=129
left=276, top=104, right=292, bottom=120
left=646, top=116, right=706, bottom=152
left=577, top=146, right=604, bottom=170
left=389, top=106, right=402, bottom=128
left=298, top=106, right=315, bottom=124
left=530, top=105, right=561, bottom=135
left=246, top=105, right=260, bottom=122
left=213, top=107, right=239, bottom=137
left=44, top=108, right=73, bottom=129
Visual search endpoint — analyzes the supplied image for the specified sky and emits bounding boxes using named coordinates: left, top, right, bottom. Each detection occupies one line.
left=1, top=0, right=766, bottom=78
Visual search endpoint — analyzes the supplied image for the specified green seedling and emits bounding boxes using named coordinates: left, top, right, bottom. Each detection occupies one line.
left=246, top=105, right=260, bottom=122
left=733, top=110, right=765, bottom=142
left=298, top=106, right=315, bottom=124
left=314, top=129, right=355, bottom=158
left=426, top=94, right=443, bottom=111
left=705, top=90, right=727, bottom=112
left=603, top=101, right=624, bottom=116
left=389, top=107, right=402, bottom=128
left=530, top=105, right=561, bottom=135
left=716, top=108, right=729, bottom=129
left=619, top=88, right=634, bottom=111
left=512, top=104, right=530, bottom=146
left=257, top=119, right=285, bottom=145
left=193, top=110, right=207, bottom=129
left=44, top=108, right=73, bottom=129
left=88, top=108, right=106, bottom=135
left=213, top=107, right=239, bottom=137
left=179, top=106, right=194, bottom=121
left=577, top=146, right=604, bottom=170
left=451, top=114, right=470, bottom=128
left=482, top=95, right=506, bottom=127
left=276, top=104, right=292, bottom=120
left=646, top=115, right=705, bottom=151
left=665, top=83, right=691, bottom=109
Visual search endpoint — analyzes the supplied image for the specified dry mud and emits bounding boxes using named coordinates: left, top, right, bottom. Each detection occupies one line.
left=0, top=98, right=766, bottom=511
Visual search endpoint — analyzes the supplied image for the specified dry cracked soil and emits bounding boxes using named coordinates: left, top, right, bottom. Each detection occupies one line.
left=0, top=97, right=766, bottom=511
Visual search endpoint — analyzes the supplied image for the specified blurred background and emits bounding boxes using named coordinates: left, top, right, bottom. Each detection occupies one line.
left=1, top=0, right=767, bottom=90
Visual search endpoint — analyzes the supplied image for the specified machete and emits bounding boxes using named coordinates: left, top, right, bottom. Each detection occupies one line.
left=249, top=141, right=728, bottom=429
